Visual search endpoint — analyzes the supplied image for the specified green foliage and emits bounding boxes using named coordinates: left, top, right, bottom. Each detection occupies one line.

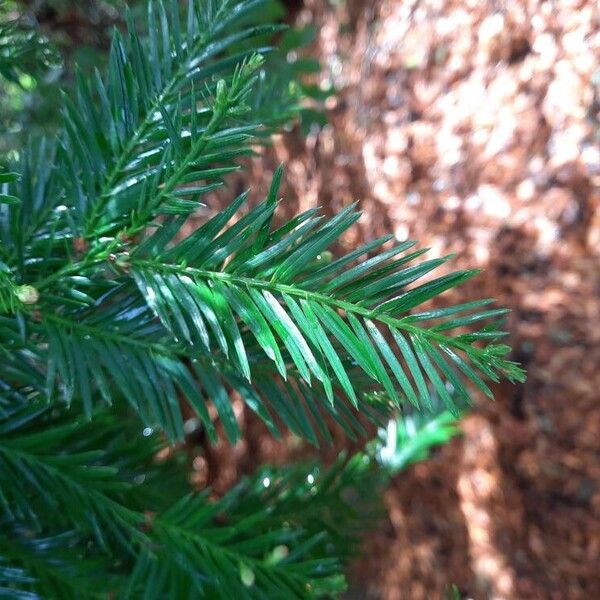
left=0, top=0, right=524, bottom=596
left=0, top=10, right=60, bottom=84
left=373, top=404, right=461, bottom=474
left=0, top=4, right=63, bottom=157
left=249, top=21, right=334, bottom=133
left=0, top=400, right=379, bottom=598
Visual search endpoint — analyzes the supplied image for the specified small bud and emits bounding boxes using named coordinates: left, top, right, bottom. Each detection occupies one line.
left=108, top=252, right=130, bottom=272
left=142, top=511, right=156, bottom=532
left=118, top=231, right=134, bottom=243
left=215, top=79, right=227, bottom=104
left=73, top=237, right=89, bottom=254
left=266, top=545, right=289, bottom=565
left=239, top=563, right=255, bottom=587
left=273, top=545, right=289, bottom=559
left=246, top=53, right=265, bottom=72
left=16, top=285, right=39, bottom=305
left=316, top=251, right=333, bottom=265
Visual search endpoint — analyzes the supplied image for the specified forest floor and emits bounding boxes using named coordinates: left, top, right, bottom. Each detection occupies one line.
left=228, top=1, right=600, bottom=598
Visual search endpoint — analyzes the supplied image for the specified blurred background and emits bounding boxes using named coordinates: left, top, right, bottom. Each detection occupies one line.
left=2, top=0, right=599, bottom=598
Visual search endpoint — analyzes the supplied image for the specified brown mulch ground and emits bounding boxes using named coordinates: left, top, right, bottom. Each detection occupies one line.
left=225, top=1, right=599, bottom=598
